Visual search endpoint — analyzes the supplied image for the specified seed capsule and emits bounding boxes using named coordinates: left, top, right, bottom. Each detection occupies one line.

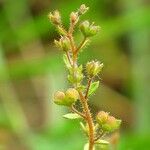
left=48, top=10, right=61, bottom=25
left=86, top=60, right=103, bottom=77
left=66, top=88, right=79, bottom=101
left=53, top=91, right=66, bottom=105
left=102, top=116, right=121, bottom=132
left=78, top=4, right=89, bottom=15
left=80, top=21, right=100, bottom=37
left=54, top=37, right=71, bottom=52
left=96, top=111, right=109, bottom=124
left=70, top=12, right=79, bottom=24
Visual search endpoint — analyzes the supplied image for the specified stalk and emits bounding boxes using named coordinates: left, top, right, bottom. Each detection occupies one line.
left=67, top=31, right=95, bottom=150
left=49, top=4, right=121, bottom=150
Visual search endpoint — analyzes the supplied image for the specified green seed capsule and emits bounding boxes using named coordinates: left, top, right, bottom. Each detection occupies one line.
left=60, top=37, right=71, bottom=52
left=80, top=21, right=100, bottom=37
left=102, top=116, right=121, bottom=132
left=78, top=4, right=89, bottom=15
left=86, top=60, right=103, bottom=77
left=96, top=111, right=109, bottom=124
left=66, top=88, right=79, bottom=101
left=48, top=10, right=61, bottom=25
left=53, top=91, right=66, bottom=105
left=63, top=88, right=79, bottom=106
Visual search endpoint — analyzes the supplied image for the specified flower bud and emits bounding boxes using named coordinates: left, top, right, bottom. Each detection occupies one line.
left=86, top=60, right=103, bottom=77
left=60, top=37, right=71, bottom=51
left=65, top=88, right=79, bottom=106
left=70, top=12, right=79, bottom=24
left=101, top=116, right=121, bottom=132
left=80, top=21, right=100, bottom=37
left=66, top=88, right=79, bottom=100
left=80, top=21, right=90, bottom=37
left=54, top=37, right=71, bottom=51
left=78, top=4, right=89, bottom=15
left=96, top=111, right=109, bottom=124
left=88, top=25, right=100, bottom=36
left=53, top=91, right=66, bottom=105
left=48, top=10, right=61, bottom=25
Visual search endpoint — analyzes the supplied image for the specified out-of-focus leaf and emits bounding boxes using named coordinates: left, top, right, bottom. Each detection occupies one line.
left=95, top=139, right=109, bottom=145
left=84, top=143, right=95, bottom=150
left=63, top=54, right=71, bottom=69
left=63, top=113, right=82, bottom=120
left=88, top=81, right=99, bottom=96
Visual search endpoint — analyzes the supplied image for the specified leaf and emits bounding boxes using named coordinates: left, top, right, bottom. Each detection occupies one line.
left=84, top=143, right=95, bottom=150
left=88, top=81, right=100, bottom=96
left=95, top=139, right=109, bottom=145
left=80, top=122, right=88, bottom=134
left=80, top=122, right=86, bottom=131
left=63, top=113, right=82, bottom=120
left=84, top=143, right=89, bottom=150
left=63, top=54, right=71, bottom=69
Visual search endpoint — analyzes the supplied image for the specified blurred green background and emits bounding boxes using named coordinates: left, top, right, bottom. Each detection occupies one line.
left=0, top=0, right=150, bottom=149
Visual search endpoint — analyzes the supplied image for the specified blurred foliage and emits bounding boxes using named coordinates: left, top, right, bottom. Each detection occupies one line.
left=0, top=0, right=150, bottom=149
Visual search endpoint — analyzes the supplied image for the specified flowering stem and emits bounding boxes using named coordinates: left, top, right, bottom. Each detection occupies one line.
left=50, top=5, right=121, bottom=150
left=79, top=91, right=95, bottom=150
left=67, top=28, right=95, bottom=149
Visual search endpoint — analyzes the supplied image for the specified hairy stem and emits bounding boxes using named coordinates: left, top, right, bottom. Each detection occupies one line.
left=79, top=92, right=95, bottom=150
left=67, top=25, right=95, bottom=150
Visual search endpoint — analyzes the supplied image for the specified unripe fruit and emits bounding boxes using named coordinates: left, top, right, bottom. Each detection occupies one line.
left=48, top=10, right=61, bottom=25
left=70, top=12, right=79, bottom=24
left=86, top=60, right=103, bottom=77
left=66, top=88, right=79, bottom=101
left=60, top=37, right=71, bottom=51
left=80, top=21, right=90, bottom=37
left=96, top=111, right=109, bottom=124
left=78, top=4, right=89, bottom=15
left=54, top=37, right=71, bottom=52
left=101, top=116, right=121, bottom=132
left=80, top=21, right=100, bottom=37
left=54, top=91, right=66, bottom=105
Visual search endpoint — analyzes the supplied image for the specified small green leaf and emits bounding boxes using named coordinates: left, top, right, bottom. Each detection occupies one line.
left=63, top=113, right=82, bottom=119
left=88, top=81, right=99, bottom=96
left=84, top=143, right=95, bottom=150
left=63, top=54, right=71, bottom=69
left=84, top=143, right=89, bottom=150
left=95, top=139, right=109, bottom=145
left=80, top=122, right=87, bottom=132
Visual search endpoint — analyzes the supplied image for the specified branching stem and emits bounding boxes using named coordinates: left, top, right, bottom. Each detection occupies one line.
left=75, top=37, right=87, bottom=54
left=66, top=23, right=95, bottom=150
left=71, top=105, right=86, bottom=119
